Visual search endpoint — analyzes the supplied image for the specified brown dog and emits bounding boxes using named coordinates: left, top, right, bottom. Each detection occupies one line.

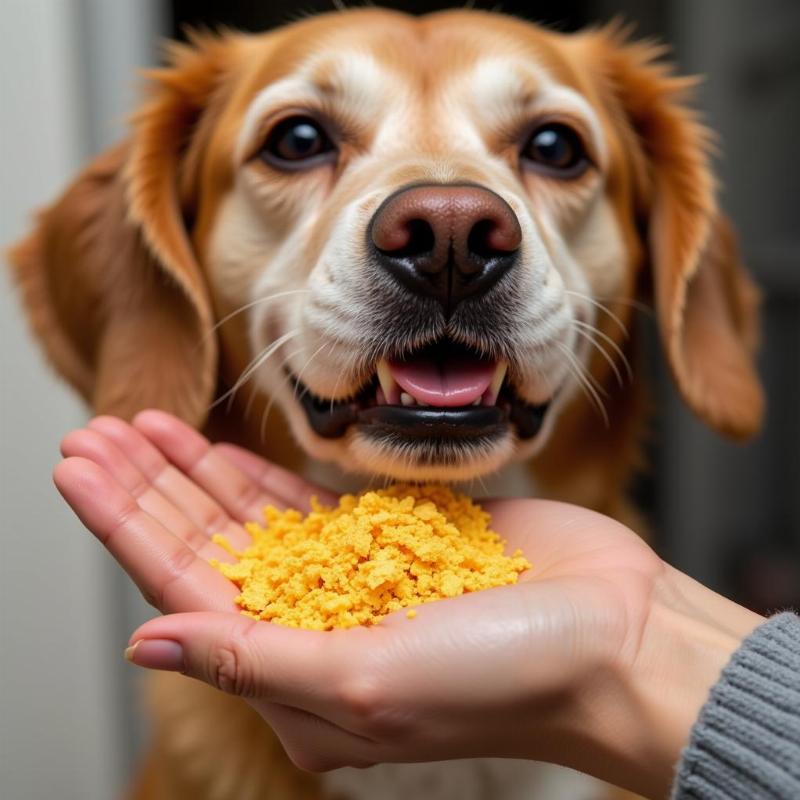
left=9, top=9, right=762, bottom=799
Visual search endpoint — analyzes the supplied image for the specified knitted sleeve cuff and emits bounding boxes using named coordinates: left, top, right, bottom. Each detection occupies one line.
left=672, top=611, right=800, bottom=800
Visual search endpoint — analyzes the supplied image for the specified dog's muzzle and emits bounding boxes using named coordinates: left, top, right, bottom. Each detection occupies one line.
left=291, top=184, right=552, bottom=450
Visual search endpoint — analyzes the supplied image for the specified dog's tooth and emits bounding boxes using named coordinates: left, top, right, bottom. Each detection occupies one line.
left=376, top=359, right=399, bottom=404
left=484, top=361, right=508, bottom=405
left=400, top=392, right=416, bottom=406
left=491, top=361, right=508, bottom=395
left=472, top=398, right=481, bottom=406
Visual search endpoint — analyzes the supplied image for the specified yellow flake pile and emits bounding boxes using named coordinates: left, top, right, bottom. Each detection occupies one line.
left=212, top=483, right=530, bottom=630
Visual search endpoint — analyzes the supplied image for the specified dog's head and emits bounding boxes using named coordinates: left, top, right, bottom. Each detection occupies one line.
left=9, top=9, right=763, bottom=481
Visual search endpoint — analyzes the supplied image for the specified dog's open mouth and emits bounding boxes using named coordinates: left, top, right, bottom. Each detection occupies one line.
left=291, top=339, right=550, bottom=442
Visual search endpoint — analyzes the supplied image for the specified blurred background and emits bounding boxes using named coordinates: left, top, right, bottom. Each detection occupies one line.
left=1, top=1, right=798, bottom=798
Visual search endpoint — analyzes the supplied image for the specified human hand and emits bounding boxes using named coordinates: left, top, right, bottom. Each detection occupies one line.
left=55, top=410, right=335, bottom=614
left=54, top=411, right=762, bottom=798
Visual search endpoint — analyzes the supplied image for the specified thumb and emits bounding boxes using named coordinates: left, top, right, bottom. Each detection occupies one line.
left=125, top=611, right=342, bottom=705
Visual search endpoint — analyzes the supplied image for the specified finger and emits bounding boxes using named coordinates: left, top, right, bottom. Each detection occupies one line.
left=133, top=410, right=294, bottom=523
left=126, top=611, right=372, bottom=721
left=60, top=428, right=232, bottom=562
left=128, top=610, right=418, bottom=747
left=54, top=457, right=238, bottom=614
left=88, top=415, right=251, bottom=551
left=127, top=611, right=339, bottom=703
left=214, top=443, right=337, bottom=509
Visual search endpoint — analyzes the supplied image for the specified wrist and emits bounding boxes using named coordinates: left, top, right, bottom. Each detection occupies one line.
left=599, top=565, right=763, bottom=797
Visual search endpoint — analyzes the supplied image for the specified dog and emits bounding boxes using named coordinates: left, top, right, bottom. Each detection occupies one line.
left=8, top=8, right=763, bottom=800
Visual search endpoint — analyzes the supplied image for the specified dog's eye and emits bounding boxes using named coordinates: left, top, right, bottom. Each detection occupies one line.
left=260, top=116, right=335, bottom=168
left=521, top=124, right=588, bottom=177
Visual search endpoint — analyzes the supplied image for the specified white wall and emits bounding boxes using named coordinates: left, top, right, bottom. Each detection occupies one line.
left=1, top=2, right=162, bottom=797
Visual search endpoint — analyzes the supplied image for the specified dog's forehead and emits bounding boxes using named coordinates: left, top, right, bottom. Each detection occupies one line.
left=235, top=11, right=601, bottom=160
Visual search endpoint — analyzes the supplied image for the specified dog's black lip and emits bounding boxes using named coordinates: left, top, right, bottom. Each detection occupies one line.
left=293, top=374, right=372, bottom=439
left=359, top=405, right=507, bottom=440
left=289, top=370, right=550, bottom=442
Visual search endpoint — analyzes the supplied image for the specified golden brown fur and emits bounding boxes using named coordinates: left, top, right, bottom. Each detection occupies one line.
left=8, top=9, right=762, bottom=800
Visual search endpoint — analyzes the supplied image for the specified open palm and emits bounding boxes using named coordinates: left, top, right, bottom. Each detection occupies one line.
left=55, top=410, right=664, bottom=784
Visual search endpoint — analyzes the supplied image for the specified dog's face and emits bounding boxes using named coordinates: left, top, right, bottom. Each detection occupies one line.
left=10, top=9, right=763, bottom=483
left=201, top=12, right=629, bottom=479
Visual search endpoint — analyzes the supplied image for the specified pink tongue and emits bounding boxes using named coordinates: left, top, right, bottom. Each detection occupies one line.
left=388, top=358, right=497, bottom=407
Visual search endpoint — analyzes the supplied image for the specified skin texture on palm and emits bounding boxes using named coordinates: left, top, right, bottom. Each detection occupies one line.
left=54, top=411, right=762, bottom=799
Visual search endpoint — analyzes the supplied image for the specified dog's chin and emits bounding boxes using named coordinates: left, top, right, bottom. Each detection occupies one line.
left=347, top=427, right=517, bottom=481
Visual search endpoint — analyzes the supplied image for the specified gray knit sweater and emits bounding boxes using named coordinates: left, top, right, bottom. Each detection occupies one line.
left=672, top=612, right=800, bottom=799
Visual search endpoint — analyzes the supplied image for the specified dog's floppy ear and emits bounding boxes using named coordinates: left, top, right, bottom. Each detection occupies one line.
left=596, top=30, right=764, bottom=440
left=7, top=33, right=234, bottom=425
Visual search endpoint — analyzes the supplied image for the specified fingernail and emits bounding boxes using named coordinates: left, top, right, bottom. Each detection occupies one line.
left=124, top=639, right=185, bottom=672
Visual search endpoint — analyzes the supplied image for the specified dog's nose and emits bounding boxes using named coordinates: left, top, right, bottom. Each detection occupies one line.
left=369, top=184, right=521, bottom=313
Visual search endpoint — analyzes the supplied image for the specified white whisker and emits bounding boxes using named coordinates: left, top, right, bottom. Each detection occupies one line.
left=573, top=318, right=633, bottom=382
left=568, top=289, right=654, bottom=321
left=203, top=289, right=311, bottom=343
left=570, top=320, right=634, bottom=391
left=563, top=289, right=629, bottom=338
left=332, top=348, right=369, bottom=412
left=211, top=328, right=300, bottom=412
left=329, top=364, right=346, bottom=415
left=244, top=381, right=260, bottom=421
left=556, top=341, right=609, bottom=427
left=572, top=324, right=623, bottom=387
left=292, top=342, right=332, bottom=405
left=258, top=345, right=307, bottom=444
left=595, top=295, right=654, bottom=318
left=563, top=341, right=606, bottom=397
left=242, top=344, right=307, bottom=421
